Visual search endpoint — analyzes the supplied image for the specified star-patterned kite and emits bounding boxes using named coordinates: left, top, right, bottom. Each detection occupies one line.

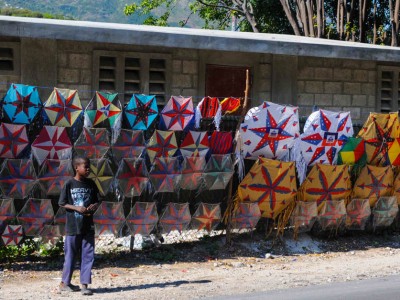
left=159, top=202, right=191, bottom=233
left=111, top=129, right=145, bottom=161
left=17, top=198, right=54, bottom=236
left=38, top=159, right=74, bottom=196
left=147, top=130, right=178, bottom=163
left=231, top=202, right=261, bottom=230
left=318, top=200, right=346, bottom=230
left=345, top=198, right=371, bottom=230
left=44, top=88, right=83, bottom=127
left=126, top=202, right=158, bottom=235
left=394, top=172, right=400, bottom=205
left=161, top=96, right=194, bottom=130
left=149, top=157, right=181, bottom=193
left=93, top=201, right=126, bottom=236
left=39, top=225, right=63, bottom=244
left=0, top=198, right=16, bottom=230
left=179, top=156, right=206, bottom=190
left=54, top=207, right=66, bottom=235
left=88, top=159, right=114, bottom=196
left=372, top=196, right=399, bottom=228
left=180, top=131, right=209, bottom=158
left=291, top=201, right=318, bottom=234
left=124, top=94, right=158, bottom=130
left=0, top=159, right=37, bottom=198
left=1, top=225, right=23, bottom=246
left=191, top=203, right=221, bottom=232
left=388, top=138, right=400, bottom=166
left=202, top=154, right=234, bottom=190
left=0, top=123, right=29, bottom=158
left=74, top=127, right=111, bottom=159
left=116, top=158, right=149, bottom=197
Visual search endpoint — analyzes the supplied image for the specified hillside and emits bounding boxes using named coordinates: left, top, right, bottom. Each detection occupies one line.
left=0, top=0, right=203, bottom=27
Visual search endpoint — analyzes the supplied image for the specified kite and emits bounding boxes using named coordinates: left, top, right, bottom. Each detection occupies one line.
left=1, top=225, right=23, bottom=246
left=2, top=83, right=41, bottom=124
left=0, top=159, right=37, bottom=198
left=345, top=198, right=371, bottom=230
left=291, top=201, right=318, bottom=233
left=146, top=130, right=178, bottom=163
left=159, top=202, right=191, bottom=233
left=191, top=202, right=221, bottom=232
left=38, top=159, right=74, bottom=196
left=337, top=137, right=366, bottom=166
left=124, top=94, right=158, bottom=130
left=88, top=159, right=114, bottom=196
left=31, top=126, right=72, bottom=165
left=160, top=96, right=194, bottom=131
left=116, top=158, right=149, bottom=197
left=209, top=131, right=233, bottom=155
left=126, top=201, right=158, bottom=235
left=0, top=198, right=16, bottom=230
left=239, top=101, right=300, bottom=160
left=352, top=165, right=394, bottom=207
left=394, top=172, right=400, bottom=205
left=17, top=198, right=54, bottom=236
left=372, top=196, right=399, bottom=228
left=195, top=96, right=222, bottom=131
left=298, top=164, right=351, bottom=211
left=54, top=207, right=66, bottom=235
left=44, top=88, right=83, bottom=127
left=39, top=225, right=63, bottom=244
left=180, top=156, right=206, bottom=190
left=295, top=109, right=353, bottom=183
left=357, top=112, right=399, bottom=166
left=74, top=127, right=111, bottom=159
left=149, top=157, right=181, bottom=193
left=202, top=154, right=234, bottom=190
left=111, top=129, right=145, bottom=161
left=231, top=202, right=261, bottom=230
left=237, top=158, right=297, bottom=219
left=220, top=97, right=241, bottom=115
left=318, top=200, right=346, bottom=230
left=0, top=123, right=29, bottom=158
left=180, top=131, right=209, bottom=157
left=388, top=138, right=400, bottom=166
left=93, top=201, right=126, bottom=236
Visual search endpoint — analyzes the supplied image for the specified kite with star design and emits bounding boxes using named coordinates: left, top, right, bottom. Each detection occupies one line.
left=149, top=157, right=181, bottom=193
left=231, top=202, right=261, bottom=230
left=0, top=159, right=37, bottom=198
left=191, top=202, right=221, bottom=232
left=39, top=225, right=63, bottom=244
left=352, top=165, right=394, bottom=207
left=291, top=201, right=318, bottom=233
left=93, top=201, right=125, bottom=236
left=298, top=164, right=351, bottom=211
left=116, top=158, right=149, bottom=197
left=38, top=159, right=74, bottom=196
left=0, top=198, right=16, bottom=230
left=0, top=123, right=29, bottom=158
left=124, top=94, right=158, bottom=130
left=126, top=202, right=158, bottom=235
left=159, top=202, right=191, bottom=233
left=1, top=225, right=23, bottom=246
left=88, top=159, right=114, bottom=196
left=237, top=158, right=297, bottom=219
left=74, top=127, right=111, bottom=159
left=160, top=96, right=194, bottom=131
left=180, top=131, right=209, bottom=158
left=179, top=156, right=206, bottom=190
left=345, top=198, right=371, bottom=230
left=372, top=196, right=399, bottom=228
left=54, top=207, right=66, bottom=235
left=2, top=83, right=42, bottom=124
left=202, top=154, right=234, bottom=190
left=111, top=129, right=145, bottom=161
left=318, top=200, right=346, bottom=230
left=394, top=172, right=400, bottom=205
left=357, top=112, right=399, bottom=166
left=239, top=101, right=300, bottom=160
left=388, top=138, right=400, bottom=166
left=17, top=198, right=54, bottom=236
left=31, top=126, right=72, bottom=165
left=44, top=88, right=82, bottom=127
left=146, top=130, right=178, bottom=163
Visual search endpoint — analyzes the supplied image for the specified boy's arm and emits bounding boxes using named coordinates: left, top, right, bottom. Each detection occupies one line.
left=62, top=203, right=88, bottom=214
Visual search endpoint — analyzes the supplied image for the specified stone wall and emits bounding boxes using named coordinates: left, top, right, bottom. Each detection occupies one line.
left=297, top=56, right=377, bottom=123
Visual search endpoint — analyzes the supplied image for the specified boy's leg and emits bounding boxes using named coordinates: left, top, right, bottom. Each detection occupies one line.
left=80, top=234, right=95, bottom=285
left=61, top=235, right=82, bottom=285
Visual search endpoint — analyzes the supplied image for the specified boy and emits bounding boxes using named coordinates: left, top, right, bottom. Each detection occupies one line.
left=58, top=156, right=100, bottom=295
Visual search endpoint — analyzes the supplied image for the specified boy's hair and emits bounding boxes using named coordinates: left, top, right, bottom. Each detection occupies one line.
left=72, top=156, right=90, bottom=169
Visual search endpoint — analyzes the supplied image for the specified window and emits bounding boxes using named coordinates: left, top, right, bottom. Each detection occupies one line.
left=94, top=51, right=170, bottom=105
left=377, top=66, right=400, bottom=113
left=0, top=43, right=20, bottom=75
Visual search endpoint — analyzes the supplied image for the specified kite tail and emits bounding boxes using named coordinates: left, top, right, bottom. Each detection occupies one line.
left=214, top=104, right=222, bottom=132
left=111, top=113, right=122, bottom=144
left=234, top=130, right=245, bottom=181
left=276, top=197, right=297, bottom=237
left=222, top=191, right=241, bottom=225
left=195, top=105, right=201, bottom=129
left=294, top=138, right=307, bottom=184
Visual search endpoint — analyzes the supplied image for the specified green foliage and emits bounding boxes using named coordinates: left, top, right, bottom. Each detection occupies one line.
left=0, top=7, right=72, bottom=19
left=148, top=245, right=177, bottom=262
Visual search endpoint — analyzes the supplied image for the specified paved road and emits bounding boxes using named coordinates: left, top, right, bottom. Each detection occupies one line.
left=211, top=275, right=400, bottom=300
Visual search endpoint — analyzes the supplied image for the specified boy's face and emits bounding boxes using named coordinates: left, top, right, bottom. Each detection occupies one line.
left=76, top=161, right=91, bottom=178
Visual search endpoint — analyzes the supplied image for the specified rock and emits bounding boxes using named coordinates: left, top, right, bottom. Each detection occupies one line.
left=231, top=262, right=245, bottom=268
left=265, top=253, right=273, bottom=259
left=350, top=251, right=355, bottom=255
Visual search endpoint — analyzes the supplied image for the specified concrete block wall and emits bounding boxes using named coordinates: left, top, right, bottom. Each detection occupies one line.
left=297, top=57, right=377, bottom=123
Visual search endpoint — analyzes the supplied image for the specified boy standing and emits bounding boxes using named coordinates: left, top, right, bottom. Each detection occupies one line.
left=58, top=156, right=100, bottom=295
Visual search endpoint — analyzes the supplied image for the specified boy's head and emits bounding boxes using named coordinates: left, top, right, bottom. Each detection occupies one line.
left=72, top=156, right=91, bottom=178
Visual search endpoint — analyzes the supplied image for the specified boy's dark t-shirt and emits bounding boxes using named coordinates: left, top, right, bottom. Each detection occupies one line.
left=58, top=178, right=99, bottom=236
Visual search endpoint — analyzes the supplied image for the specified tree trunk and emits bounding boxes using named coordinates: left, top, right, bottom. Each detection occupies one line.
left=298, top=0, right=310, bottom=36
left=373, top=0, right=377, bottom=44
left=280, top=0, right=302, bottom=35
left=316, top=0, right=324, bottom=38
left=389, top=0, right=400, bottom=46
left=305, top=0, right=315, bottom=37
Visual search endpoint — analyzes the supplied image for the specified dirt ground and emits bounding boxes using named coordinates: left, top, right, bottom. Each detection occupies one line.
left=2, top=231, right=400, bottom=300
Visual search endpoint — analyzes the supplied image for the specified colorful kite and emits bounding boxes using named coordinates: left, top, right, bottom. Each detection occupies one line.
left=44, top=88, right=82, bottom=127
left=31, top=126, right=72, bottom=165
left=160, top=96, right=194, bottom=130
left=238, top=158, right=297, bottom=219
left=93, top=201, right=125, bottom=236
left=116, top=158, right=149, bottom=197
left=298, top=164, right=351, bottom=211
left=54, top=207, right=66, bottom=235
left=74, top=128, right=111, bottom=159
left=352, top=165, right=394, bottom=207
left=126, top=202, right=158, bottom=235
left=202, top=154, right=234, bottom=190
left=39, top=225, right=63, bottom=244
left=146, top=130, right=178, bottom=163
left=209, top=131, right=233, bottom=155
left=318, top=200, right=346, bottom=230
left=0, top=198, right=16, bottom=229
left=149, top=157, right=181, bottom=193
left=337, top=137, right=366, bottom=166
left=220, top=97, right=241, bottom=115
left=231, top=202, right=261, bottom=230
left=180, top=131, right=209, bottom=157
left=125, top=94, right=158, bottom=130
left=2, top=83, right=41, bottom=124
left=180, top=156, right=206, bottom=190
left=372, top=196, right=399, bottom=228
left=388, top=138, right=400, bottom=166
left=38, top=159, right=74, bottom=196
left=0, top=123, right=29, bottom=159
left=195, top=97, right=222, bottom=130
left=0, top=159, right=37, bottom=198
left=357, top=112, right=399, bottom=166
left=345, top=198, right=371, bottom=230
left=159, top=202, right=191, bottom=233
left=17, top=198, right=54, bottom=236
left=191, top=203, right=221, bottom=232
left=111, top=129, right=145, bottom=161
left=1, top=225, right=23, bottom=246
left=239, top=101, right=300, bottom=160
left=291, top=201, right=318, bottom=233
left=88, top=159, right=114, bottom=196
left=394, top=172, right=400, bottom=205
